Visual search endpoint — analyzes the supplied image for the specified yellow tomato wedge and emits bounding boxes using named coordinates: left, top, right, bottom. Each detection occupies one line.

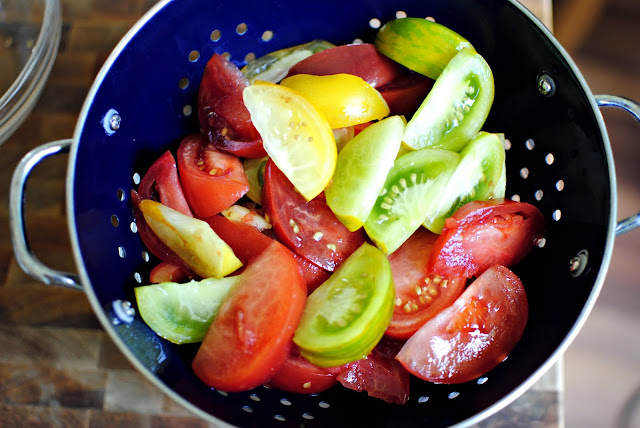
left=280, top=74, right=390, bottom=128
left=139, top=200, right=242, bottom=278
left=243, top=82, right=337, bottom=201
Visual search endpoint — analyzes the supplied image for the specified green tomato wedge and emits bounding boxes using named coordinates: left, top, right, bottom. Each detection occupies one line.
left=242, top=40, right=335, bottom=84
left=491, top=134, right=507, bottom=199
left=325, top=116, right=405, bottom=232
left=423, top=132, right=506, bottom=233
left=364, top=148, right=459, bottom=254
left=293, top=243, right=395, bottom=367
left=375, top=17, right=475, bottom=80
left=135, top=276, right=239, bottom=344
left=242, top=156, right=268, bottom=205
left=403, top=48, right=494, bottom=152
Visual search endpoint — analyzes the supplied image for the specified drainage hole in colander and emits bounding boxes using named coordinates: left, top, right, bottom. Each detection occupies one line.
left=182, top=105, right=193, bottom=117
left=318, top=401, right=330, bottom=408
left=244, top=52, right=256, bottom=64
left=503, top=138, right=512, bottom=150
left=280, top=398, right=292, bottom=406
left=525, top=138, right=535, bottom=150
left=117, top=188, right=126, bottom=202
left=118, top=246, right=126, bottom=258
left=134, top=272, right=142, bottom=283
left=519, top=167, right=529, bottom=179
left=133, top=172, right=141, bottom=185
left=537, top=237, right=547, bottom=248
left=242, top=405, right=253, bottom=413
left=369, top=18, right=382, bottom=29
left=217, top=390, right=228, bottom=396
left=534, top=189, right=543, bottom=201
left=111, top=214, right=119, bottom=227
left=396, top=10, right=407, bottom=18
left=274, top=415, right=286, bottom=421
left=418, top=396, right=429, bottom=403
left=511, top=194, right=520, bottom=202
left=552, top=209, right=562, bottom=221
left=477, top=376, right=489, bottom=385
left=250, top=393, right=260, bottom=401
left=130, top=221, right=138, bottom=233
left=178, top=77, right=189, bottom=90
left=236, top=23, right=248, bottom=35
left=545, top=153, right=555, bottom=165
left=210, top=29, right=222, bottom=42
left=302, top=413, right=314, bottom=420
left=448, top=391, right=460, bottom=399
left=261, top=30, right=274, bottom=42
left=188, top=50, right=200, bottom=62
left=556, top=179, right=565, bottom=191
left=142, top=251, right=150, bottom=262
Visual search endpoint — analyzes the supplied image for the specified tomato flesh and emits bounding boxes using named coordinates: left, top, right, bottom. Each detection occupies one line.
left=138, top=150, right=193, bottom=217
left=429, top=199, right=545, bottom=279
left=149, top=261, right=192, bottom=284
left=192, top=241, right=306, bottom=392
left=267, top=345, right=338, bottom=394
left=386, top=227, right=465, bottom=339
left=177, top=133, right=249, bottom=218
left=262, top=159, right=365, bottom=271
left=396, top=264, right=528, bottom=384
left=198, top=53, right=266, bottom=158
left=377, top=72, right=434, bottom=117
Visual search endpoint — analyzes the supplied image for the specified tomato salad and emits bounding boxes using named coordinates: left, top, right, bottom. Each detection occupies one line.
left=132, top=17, right=545, bottom=404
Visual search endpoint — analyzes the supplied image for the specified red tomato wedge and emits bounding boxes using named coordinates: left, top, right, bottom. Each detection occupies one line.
left=149, top=261, right=193, bottom=284
left=429, top=199, right=545, bottom=279
left=192, top=241, right=306, bottom=392
left=203, top=214, right=330, bottom=291
left=377, top=72, right=434, bottom=117
left=177, top=133, right=249, bottom=217
left=138, top=150, right=193, bottom=217
left=198, top=53, right=266, bottom=158
left=267, top=345, right=338, bottom=394
left=396, top=264, right=528, bottom=384
left=286, top=43, right=403, bottom=88
left=262, top=159, right=366, bottom=271
left=386, top=228, right=466, bottom=339
left=335, top=339, right=410, bottom=405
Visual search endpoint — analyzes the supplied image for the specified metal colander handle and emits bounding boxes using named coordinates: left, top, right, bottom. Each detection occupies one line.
left=595, top=95, right=640, bottom=236
left=9, top=139, right=83, bottom=290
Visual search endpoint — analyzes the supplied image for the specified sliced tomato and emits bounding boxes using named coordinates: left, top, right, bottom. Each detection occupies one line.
left=198, top=53, right=266, bottom=158
left=138, top=150, right=193, bottom=216
left=203, top=214, right=330, bottom=291
left=396, top=264, right=528, bottom=384
left=149, top=261, right=193, bottom=284
left=377, top=72, right=434, bottom=117
left=386, top=227, right=466, bottom=339
left=192, top=241, right=306, bottom=392
left=286, top=43, right=403, bottom=88
left=429, top=199, right=545, bottom=279
left=262, top=159, right=366, bottom=271
left=335, top=339, right=410, bottom=405
left=267, top=345, right=338, bottom=394
left=177, top=133, right=249, bottom=218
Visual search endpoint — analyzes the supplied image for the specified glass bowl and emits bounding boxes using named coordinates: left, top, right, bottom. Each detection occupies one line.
left=0, top=0, right=61, bottom=146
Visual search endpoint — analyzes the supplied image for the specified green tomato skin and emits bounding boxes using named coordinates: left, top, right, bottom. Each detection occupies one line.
left=325, top=116, right=405, bottom=232
left=293, top=243, right=395, bottom=367
left=364, top=148, right=460, bottom=255
left=135, top=276, right=239, bottom=344
left=423, top=132, right=506, bottom=234
left=403, top=48, right=494, bottom=153
left=375, top=17, right=475, bottom=80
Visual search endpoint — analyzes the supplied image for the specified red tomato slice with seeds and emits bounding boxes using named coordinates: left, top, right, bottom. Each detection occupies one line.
left=429, top=199, right=545, bottom=279
left=149, top=261, right=193, bottom=284
left=177, top=133, right=249, bottom=218
left=286, top=43, right=403, bottom=88
left=198, top=53, right=266, bottom=158
left=138, top=150, right=193, bottom=217
left=386, top=227, right=466, bottom=339
left=192, top=241, right=306, bottom=392
left=267, top=345, right=338, bottom=394
left=396, top=264, right=528, bottom=384
left=262, top=159, right=366, bottom=271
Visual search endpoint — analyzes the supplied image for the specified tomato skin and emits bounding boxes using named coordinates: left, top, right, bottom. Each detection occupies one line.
left=267, top=345, right=338, bottom=394
left=203, top=214, right=330, bottom=291
left=149, top=261, right=193, bottom=284
left=192, top=241, right=306, bottom=392
left=386, top=227, right=466, bottom=339
left=198, top=53, right=266, bottom=158
left=429, top=199, right=545, bottom=279
left=377, top=72, right=434, bottom=117
left=138, top=150, right=193, bottom=217
left=262, top=159, right=366, bottom=271
left=286, top=43, right=403, bottom=88
left=335, top=339, right=410, bottom=405
left=396, top=264, right=528, bottom=384
left=177, top=133, right=249, bottom=217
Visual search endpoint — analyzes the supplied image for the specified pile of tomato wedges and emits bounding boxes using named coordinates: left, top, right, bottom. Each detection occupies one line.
left=131, top=17, right=545, bottom=404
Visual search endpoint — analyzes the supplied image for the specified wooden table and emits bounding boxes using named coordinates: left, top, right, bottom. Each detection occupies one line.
left=0, top=1, right=559, bottom=426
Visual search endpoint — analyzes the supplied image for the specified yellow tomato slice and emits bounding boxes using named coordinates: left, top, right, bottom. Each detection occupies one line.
left=243, top=82, right=337, bottom=201
left=280, top=74, right=390, bottom=128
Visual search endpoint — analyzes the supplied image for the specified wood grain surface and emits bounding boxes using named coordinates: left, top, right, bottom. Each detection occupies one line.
left=0, top=1, right=562, bottom=427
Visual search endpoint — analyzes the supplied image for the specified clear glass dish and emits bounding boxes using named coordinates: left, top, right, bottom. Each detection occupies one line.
left=0, top=0, right=61, bottom=146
